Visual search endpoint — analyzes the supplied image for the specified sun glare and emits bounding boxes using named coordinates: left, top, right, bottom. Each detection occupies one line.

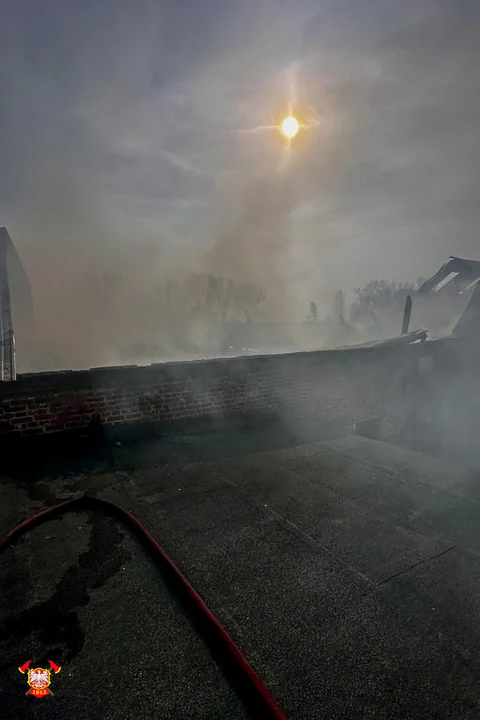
left=280, top=116, right=299, bottom=139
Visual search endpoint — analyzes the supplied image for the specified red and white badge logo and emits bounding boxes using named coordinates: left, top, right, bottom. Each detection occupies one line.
left=18, top=660, right=61, bottom=697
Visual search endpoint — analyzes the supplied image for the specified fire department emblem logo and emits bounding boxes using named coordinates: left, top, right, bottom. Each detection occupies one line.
left=18, top=660, right=61, bottom=697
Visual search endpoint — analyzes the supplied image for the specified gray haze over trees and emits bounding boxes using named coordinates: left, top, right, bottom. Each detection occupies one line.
left=349, top=279, right=426, bottom=323
left=33, top=272, right=443, bottom=371
left=2, top=1, right=480, bottom=369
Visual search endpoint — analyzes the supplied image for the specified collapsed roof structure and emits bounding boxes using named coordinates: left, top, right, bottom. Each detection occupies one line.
left=415, top=255, right=480, bottom=341
left=416, top=256, right=480, bottom=296
left=345, top=256, right=480, bottom=350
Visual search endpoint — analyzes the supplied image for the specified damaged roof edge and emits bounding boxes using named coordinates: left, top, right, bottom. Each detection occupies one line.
left=417, top=256, right=480, bottom=295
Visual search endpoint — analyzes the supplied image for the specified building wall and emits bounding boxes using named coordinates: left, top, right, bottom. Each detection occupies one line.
left=0, top=228, right=35, bottom=376
left=410, top=337, right=480, bottom=468
left=0, top=346, right=418, bottom=441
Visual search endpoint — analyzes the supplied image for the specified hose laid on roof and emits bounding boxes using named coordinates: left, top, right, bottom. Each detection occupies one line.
left=0, top=495, right=288, bottom=720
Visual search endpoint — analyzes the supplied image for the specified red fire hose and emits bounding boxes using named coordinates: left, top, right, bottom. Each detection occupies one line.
left=0, top=495, right=288, bottom=719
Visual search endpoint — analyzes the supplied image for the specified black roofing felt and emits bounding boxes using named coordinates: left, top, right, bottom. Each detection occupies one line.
left=1, top=433, right=480, bottom=718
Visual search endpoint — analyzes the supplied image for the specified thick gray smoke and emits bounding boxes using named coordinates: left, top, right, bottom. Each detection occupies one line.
left=1, top=0, right=480, bottom=370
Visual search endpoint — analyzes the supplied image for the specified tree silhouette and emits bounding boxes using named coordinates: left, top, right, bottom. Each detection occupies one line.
left=307, top=302, right=318, bottom=321
left=233, top=282, right=266, bottom=323
left=349, top=279, right=424, bottom=322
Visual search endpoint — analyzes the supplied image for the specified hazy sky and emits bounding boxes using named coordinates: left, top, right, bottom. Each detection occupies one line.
left=1, top=0, right=480, bottom=325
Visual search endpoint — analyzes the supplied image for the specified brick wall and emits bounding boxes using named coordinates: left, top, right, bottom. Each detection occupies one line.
left=0, top=346, right=419, bottom=440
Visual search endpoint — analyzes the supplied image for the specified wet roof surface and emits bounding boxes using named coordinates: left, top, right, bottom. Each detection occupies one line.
left=2, top=429, right=480, bottom=719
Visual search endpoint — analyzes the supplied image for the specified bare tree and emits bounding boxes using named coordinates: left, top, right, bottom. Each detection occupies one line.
left=333, top=290, right=346, bottom=323
left=209, top=276, right=235, bottom=323
left=158, top=275, right=265, bottom=329
left=233, top=282, right=266, bottom=323
left=184, top=273, right=209, bottom=314
left=307, top=302, right=318, bottom=321
left=182, top=274, right=235, bottom=323
left=349, top=279, right=422, bottom=322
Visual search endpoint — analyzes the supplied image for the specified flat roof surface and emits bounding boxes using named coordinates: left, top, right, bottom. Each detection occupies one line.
left=2, top=432, right=480, bottom=718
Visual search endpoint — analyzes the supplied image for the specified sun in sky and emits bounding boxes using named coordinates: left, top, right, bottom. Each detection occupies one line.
left=238, top=112, right=303, bottom=140
left=280, top=115, right=300, bottom=139
left=235, top=63, right=325, bottom=171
